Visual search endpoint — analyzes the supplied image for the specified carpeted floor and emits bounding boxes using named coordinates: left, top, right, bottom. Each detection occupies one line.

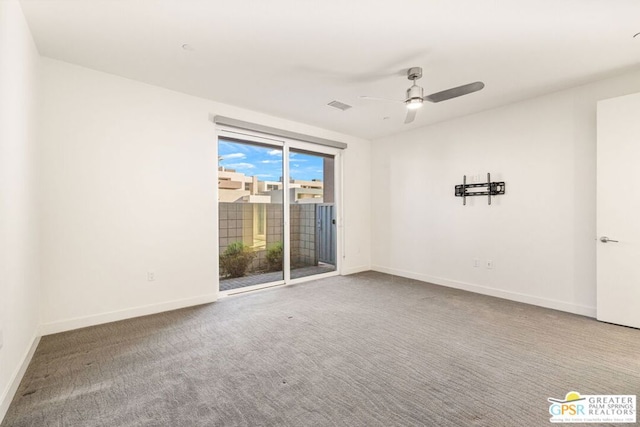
left=3, top=272, right=640, bottom=426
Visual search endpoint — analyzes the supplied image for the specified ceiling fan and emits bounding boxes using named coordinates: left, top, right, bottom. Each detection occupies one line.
left=360, top=67, right=485, bottom=124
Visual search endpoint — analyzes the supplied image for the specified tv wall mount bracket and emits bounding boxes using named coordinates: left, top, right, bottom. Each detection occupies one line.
left=455, top=173, right=505, bottom=205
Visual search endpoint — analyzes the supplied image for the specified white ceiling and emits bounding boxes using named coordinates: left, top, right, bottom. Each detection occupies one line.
left=20, top=0, right=640, bottom=140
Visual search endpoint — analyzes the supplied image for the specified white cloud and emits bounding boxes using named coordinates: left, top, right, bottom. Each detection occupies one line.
left=268, top=149, right=281, bottom=156
left=226, top=162, right=255, bottom=169
left=221, top=152, right=246, bottom=160
left=260, top=159, right=282, bottom=164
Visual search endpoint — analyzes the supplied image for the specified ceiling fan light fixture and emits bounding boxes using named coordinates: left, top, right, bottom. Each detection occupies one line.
left=406, top=98, right=423, bottom=109
left=360, top=66, right=484, bottom=125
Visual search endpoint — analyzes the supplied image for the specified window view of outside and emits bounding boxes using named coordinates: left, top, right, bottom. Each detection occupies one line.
left=218, top=138, right=336, bottom=291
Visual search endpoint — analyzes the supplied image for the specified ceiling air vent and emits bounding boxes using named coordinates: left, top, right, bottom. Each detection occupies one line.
left=327, top=100, right=352, bottom=111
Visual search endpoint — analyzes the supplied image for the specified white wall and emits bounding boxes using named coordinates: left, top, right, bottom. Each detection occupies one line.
left=0, top=0, right=41, bottom=419
left=39, top=59, right=371, bottom=333
left=371, top=67, right=640, bottom=317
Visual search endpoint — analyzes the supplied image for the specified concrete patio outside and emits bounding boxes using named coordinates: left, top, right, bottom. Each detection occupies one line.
left=220, top=263, right=336, bottom=291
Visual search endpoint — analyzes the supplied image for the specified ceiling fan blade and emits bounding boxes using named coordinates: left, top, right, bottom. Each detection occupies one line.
left=404, top=108, right=417, bottom=124
left=359, top=95, right=404, bottom=103
left=424, top=82, right=485, bottom=103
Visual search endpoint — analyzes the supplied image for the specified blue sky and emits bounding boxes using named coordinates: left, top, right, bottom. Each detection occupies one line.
left=218, top=139, right=324, bottom=182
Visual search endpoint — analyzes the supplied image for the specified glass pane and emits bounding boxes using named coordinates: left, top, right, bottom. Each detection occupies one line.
left=218, top=138, right=284, bottom=291
left=289, top=149, right=337, bottom=279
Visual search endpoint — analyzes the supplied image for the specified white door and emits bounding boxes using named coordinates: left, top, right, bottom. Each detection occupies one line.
left=596, top=92, right=640, bottom=328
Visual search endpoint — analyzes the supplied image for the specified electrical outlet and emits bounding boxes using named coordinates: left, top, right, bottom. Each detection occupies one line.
left=147, top=271, right=155, bottom=281
left=486, top=260, right=493, bottom=269
left=473, top=259, right=480, bottom=268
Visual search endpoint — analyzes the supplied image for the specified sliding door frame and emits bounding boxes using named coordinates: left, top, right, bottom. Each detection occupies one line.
left=285, top=139, right=342, bottom=285
left=215, top=126, right=343, bottom=295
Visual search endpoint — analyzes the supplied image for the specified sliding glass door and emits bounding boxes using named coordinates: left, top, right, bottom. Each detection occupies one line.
left=217, top=132, right=340, bottom=293
left=218, top=137, right=284, bottom=292
left=288, top=148, right=337, bottom=279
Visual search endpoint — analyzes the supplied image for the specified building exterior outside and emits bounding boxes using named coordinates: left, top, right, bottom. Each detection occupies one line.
left=218, top=165, right=330, bottom=278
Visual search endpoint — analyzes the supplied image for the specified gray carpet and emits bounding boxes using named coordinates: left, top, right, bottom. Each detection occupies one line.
left=3, top=272, right=640, bottom=426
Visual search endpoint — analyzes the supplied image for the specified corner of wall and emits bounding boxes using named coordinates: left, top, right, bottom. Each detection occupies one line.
left=0, top=1, right=42, bottom=423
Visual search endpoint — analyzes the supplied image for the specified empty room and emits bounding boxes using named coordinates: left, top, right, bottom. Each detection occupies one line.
left=2, top=0, right=640, bottom=425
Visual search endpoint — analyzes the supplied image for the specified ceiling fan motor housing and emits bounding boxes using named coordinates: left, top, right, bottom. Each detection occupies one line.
left=406, top=67, right=424, bottom=106
left=406, top=84, right=423, bottom=100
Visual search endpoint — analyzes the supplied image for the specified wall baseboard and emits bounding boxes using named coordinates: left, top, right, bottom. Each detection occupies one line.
left=40, top=293, right=218, bottom=336
left=0, top=334, right=40, bottom=424
left=342, top=265, right=371, bottom=275
left=371, top=265, right=597, bottom=318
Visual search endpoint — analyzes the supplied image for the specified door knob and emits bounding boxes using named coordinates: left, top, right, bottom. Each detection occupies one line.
left=600, top=236, right=619, bottom=243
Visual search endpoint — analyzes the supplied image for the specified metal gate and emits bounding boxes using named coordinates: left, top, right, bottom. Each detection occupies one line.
left=316, top=204, right=336, bottom=265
